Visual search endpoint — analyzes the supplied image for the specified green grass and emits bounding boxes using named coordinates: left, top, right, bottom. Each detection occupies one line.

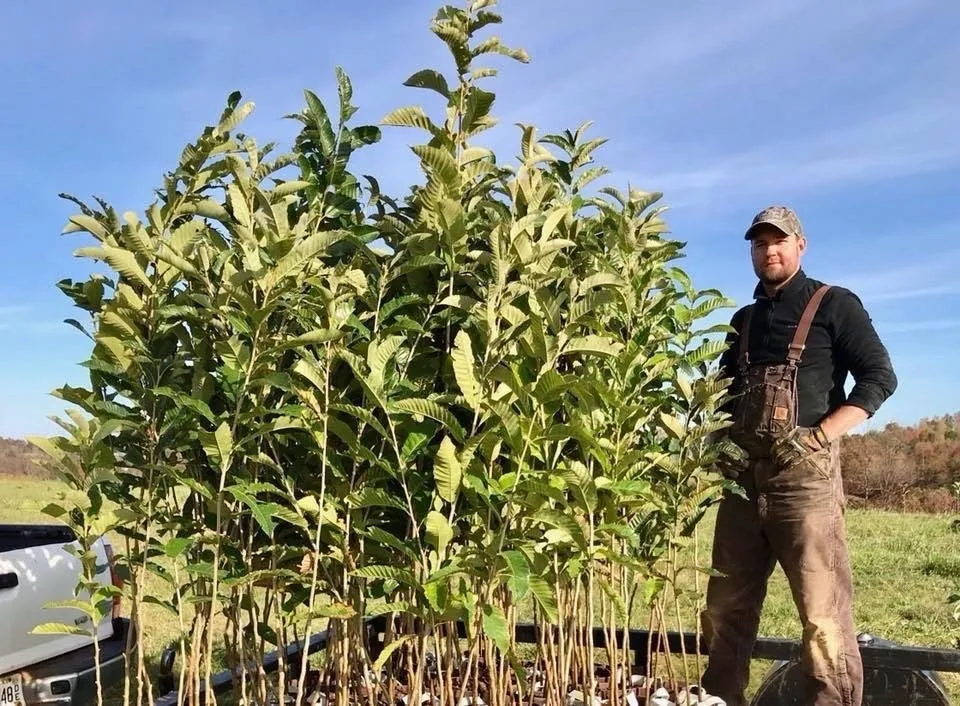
left=5, top=476, right=959, bottom=702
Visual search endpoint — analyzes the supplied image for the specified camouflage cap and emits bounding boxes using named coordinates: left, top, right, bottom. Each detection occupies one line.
left=744, top=205, right=804, bottom=240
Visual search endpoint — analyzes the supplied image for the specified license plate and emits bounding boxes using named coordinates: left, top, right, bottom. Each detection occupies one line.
left=0, top=675, right=24, bottom=706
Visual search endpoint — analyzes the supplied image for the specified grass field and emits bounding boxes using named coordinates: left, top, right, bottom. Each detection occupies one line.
left=4, top=474, right=959, bottom=702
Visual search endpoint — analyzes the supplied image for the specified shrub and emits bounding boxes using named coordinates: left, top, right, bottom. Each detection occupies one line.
left=31, top=3, right=734, bottom=705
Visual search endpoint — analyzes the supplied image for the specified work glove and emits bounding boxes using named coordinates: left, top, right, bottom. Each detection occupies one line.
left=772, top=425, right=829, bottom=469
left=710, top=432, right=749, bottom=479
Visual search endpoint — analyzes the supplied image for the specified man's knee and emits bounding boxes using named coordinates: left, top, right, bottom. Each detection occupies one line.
left=801, top=616, right=846, bottom=678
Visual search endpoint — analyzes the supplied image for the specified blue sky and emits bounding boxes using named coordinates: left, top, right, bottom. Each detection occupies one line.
left=1, top=0, right=958, bottom=438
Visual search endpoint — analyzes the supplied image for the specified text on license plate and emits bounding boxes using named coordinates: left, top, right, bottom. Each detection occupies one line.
left=0, top=675, right=24, bottom=706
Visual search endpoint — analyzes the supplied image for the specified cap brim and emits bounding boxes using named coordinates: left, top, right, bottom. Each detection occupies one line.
left=744, top=220, right=790, bottom=240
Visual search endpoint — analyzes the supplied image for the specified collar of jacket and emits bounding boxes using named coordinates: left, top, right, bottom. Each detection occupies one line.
left=752, top=268, right=808, bottom=301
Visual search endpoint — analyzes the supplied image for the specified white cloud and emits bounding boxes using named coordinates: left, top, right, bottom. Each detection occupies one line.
left=832, top=247, right=960, bottom=304
left=619, top=102, right=960, bottom=206
left=878, top=319, right=960, bottom=334
left=867, top=285, right=960, bottom=303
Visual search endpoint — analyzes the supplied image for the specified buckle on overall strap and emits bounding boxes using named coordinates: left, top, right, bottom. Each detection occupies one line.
left=786, top=284, right=831, bottom=364
left=787, top=342, right=805, bottom=364
left=738, top=305, right=754, bottom=369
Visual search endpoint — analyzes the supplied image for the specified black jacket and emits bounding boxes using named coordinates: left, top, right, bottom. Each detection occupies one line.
left=718, top=269, right=898, bottom=427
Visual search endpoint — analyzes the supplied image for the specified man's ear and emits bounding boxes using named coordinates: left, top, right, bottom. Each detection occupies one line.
left=797, top=235, right=807, bottom=255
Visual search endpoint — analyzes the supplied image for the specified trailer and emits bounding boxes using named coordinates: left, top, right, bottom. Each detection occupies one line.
left=155, top=619, right=960, bottom=705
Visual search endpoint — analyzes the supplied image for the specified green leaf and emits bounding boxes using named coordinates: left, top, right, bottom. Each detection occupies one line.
left=561, top=335, right=623, bottom=358
left=471, top=36, right=529, bottom=63
left=659, top=412, right=686, bottom=440
left=120, top=212, right=154, bottom=258
left=643, top=576, right=665, bottom=606
left=439, top=294, right=479, bottom=312
left=686, top=339, right=729, bottom=367
left=228, top=483, right=278, bottom=536
left=410, top=145, right=459, bottom=187
left=201, top=421, right=233, bottom=475
left=371, top=634, right=414, bottom=673
left=31, top=622, right=92, bottom=637
left=364, top=527, right=417, bottom=558
left=227, top=183, right=251, bottom=228
left=63, top=214, right=109, bottom=240
left=96, top=245, right=152, bottom=290
left=434, top=436, right=462, bottom=504
left=164, top=537, right=194, bottom=558
left=540, top=207, right=567, bottom=240
left=598, top=523, right=640, bottom=548
left=368, top=335, right=404, bottom=392
left=382, top=106, right=437, bottom=134
left=301, top=89, right=337, bottom=153
left=271, top=180, right=312, bottom=198
left=365, top=601, right=414, bottom=617
left=263, top=230, right=347, bottom=290
left=96, top=335, right=133, bottom=371
left=155, top=243, right=201, bottom=280
left=529, top=576, right=557, bottom=622
left=482, top=604, right=510, bottom=654
left=181, top=199, right=230, bottom=222
left=578, top=272, right=625, bottom=294
left=347, top=488, right=407, bottom=511
left=335, top=65, right=356, bottom=122
left=352, top=565, right=416, bottom=585
left=501, top=550, right=530, bottom=600
left=42, top=598, right=94, bottom=615
left=452, top=330, right=481, bottom=411
left=216, top=98, right=255, bottom=135
left=391, top=398, right=467, bottom=443
left=598, top=577, right=627, bottom=623
left=403, top=69, right=450, bottom=99
left=280, top=329, right=342, bottom=349
left=425, top=510, right=453, bottom=555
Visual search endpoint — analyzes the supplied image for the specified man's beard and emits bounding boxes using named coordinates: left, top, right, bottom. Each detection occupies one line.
left=754, top=263, right=797, bottom=286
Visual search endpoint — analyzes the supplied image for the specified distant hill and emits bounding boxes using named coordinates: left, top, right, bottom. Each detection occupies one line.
left=3, top=413, right=959, bottom=513
left=0, top=437, right=51, bottom=478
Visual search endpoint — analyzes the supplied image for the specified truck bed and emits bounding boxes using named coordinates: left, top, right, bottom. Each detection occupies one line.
left=14, top=617, right=134, bottom=706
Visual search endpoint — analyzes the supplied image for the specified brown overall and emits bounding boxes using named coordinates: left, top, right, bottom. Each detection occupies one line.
left=701, top=285, right=862, bottom=706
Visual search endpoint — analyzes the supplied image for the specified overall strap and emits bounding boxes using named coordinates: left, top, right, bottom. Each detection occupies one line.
left=787, top=284, right=831, bottom=365
left=738, top=305, right=754, bottom=367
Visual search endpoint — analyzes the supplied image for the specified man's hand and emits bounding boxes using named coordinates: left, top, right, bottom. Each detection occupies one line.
left=713, top=435, right=749, bottom=479
left=772, top=425, right=829, bottom=469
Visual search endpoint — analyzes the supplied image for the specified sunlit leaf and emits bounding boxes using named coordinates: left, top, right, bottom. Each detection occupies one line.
left=434, top=436, right=462, bottom=504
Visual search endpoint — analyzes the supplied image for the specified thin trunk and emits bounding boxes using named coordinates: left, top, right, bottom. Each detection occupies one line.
left=586, top=516, right=596, bottom=704
left=672, top=546, right=692, bottom=692
left=655, top=599, right=676, bottom=693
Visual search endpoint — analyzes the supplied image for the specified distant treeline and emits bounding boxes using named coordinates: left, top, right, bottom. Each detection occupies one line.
left=2, top=412, right=959, bottom=513
left=841, top=412, right=960, bottom=513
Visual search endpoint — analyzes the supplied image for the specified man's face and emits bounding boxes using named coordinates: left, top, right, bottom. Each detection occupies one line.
left=750, top=227, right=805, bottom=287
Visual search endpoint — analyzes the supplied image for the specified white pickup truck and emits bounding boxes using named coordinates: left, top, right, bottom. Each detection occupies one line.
left=0, top=525, right=134, bottom=706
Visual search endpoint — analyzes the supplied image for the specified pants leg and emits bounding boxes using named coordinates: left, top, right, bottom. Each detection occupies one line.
left=701, top=476, right=777, bottom=706
left=763, top=441, right=863, bottom=706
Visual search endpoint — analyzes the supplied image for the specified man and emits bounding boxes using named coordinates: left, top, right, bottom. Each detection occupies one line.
left=700, top=205, right=898, bottom=706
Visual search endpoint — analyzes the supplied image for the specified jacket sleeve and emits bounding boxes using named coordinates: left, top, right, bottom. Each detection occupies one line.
left=830, top=288, right=898, bottom=416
